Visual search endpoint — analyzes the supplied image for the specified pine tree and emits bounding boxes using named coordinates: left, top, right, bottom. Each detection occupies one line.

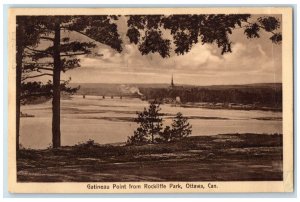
left=16, top=16, right=47, bottom=151
left=17, top=16, right=122, bottom=148
left=127, top=127, right=149, bottom=145
left=128, top=102, right=163, bottom=145
left=159, top=126, right=173, bottom=143
left=170, top=112, right=192, bottom=141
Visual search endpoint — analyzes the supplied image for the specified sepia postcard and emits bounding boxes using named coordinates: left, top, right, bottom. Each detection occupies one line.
left=8, top=7, right=293, bottom=193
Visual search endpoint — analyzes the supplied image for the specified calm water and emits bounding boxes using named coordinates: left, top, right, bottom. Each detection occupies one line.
left=20, top=95, right=282, bottom=149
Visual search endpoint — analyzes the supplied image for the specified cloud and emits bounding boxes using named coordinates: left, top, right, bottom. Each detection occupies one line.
left=66, top=25, right=282, bottom=85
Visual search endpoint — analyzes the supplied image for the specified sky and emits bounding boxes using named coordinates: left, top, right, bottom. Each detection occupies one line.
left=58, top=15, right=282, bottom=85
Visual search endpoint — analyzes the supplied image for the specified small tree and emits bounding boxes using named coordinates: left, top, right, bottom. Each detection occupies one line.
left=128, top=102, right=163, bottom=145
left=159, top=126, right=173, bottom=143
left=169, top=112, right=192, bottom=142
left=127, top=127, right=149, bottom=145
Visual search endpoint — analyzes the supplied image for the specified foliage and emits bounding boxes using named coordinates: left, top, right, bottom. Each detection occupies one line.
left=17, top=15, right=123, bottom=148
left=244, top=16, right=282, bottom=44
left=159, top=113, right=192, bottom=143
left=20, top=81, right=52, bottom=104
left=127, top=127, right=149, bottom=145
left=18, top=15, right=123, bottom=99
left=127, top=15, right=281, bottom=57
left=159, top=126, right=173, bottom=143
left=170, top=112, right=192, bottom=141
left=20, top=79, right=79, bottom=104
left=128, top=102, right=163, bottom=145
left=140, top=85, right=282, bottom=108
left=128, top=104, right=192, bottom=145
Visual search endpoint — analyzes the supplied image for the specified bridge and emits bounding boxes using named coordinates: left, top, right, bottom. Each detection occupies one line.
left=81, top=94, right=142, bottom=99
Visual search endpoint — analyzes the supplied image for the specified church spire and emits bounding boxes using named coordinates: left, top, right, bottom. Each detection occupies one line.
left=171, top=74, right=174, bottom=87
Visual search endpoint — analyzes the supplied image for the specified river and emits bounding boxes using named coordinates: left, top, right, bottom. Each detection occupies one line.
left=20, top=95, right=282, bottom=149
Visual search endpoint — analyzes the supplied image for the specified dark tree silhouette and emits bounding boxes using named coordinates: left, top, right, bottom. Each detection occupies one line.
left=16, top=17, right=46, bottom=151
left=159, top=113, right=192, bottom=143
left=129, top=106, right=192, bottom=144
left=159, top=126, right=173, bottom=143
left=170, top=112, right=192, bottom=141
left=20, top=79, right=78, bottom=105
left=139, top=85, right=282, bottom=108
left=126, top=15, right=281, bottom=57
left=17, top=16, right=122, bottom=148
left=127, top=127, right=149, bottom=145
left=128, top=102, right=163, bottom=144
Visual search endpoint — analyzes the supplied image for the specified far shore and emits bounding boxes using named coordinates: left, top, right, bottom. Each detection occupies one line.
left=74, top=94, right=283, bottom=112
left=173, top=103, right=282, bottom=112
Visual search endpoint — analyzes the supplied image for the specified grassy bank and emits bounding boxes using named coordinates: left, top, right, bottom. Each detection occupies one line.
left=17, top=133, right=283, bottom=182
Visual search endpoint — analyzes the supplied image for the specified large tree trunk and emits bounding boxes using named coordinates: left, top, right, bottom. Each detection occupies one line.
left=16, top=22, right=24, bottom=152
left=52, top=20, right=61, bottom=148
left=16, top=52, right=22, bottom=152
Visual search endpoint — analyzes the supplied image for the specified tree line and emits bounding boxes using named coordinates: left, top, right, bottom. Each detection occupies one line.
left=16, top=14, right=281, bottom=150
left=140, top=86, right=282, bottom=107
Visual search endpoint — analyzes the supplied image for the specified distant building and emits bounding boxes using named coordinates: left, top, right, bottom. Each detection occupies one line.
left=168, top=74, right=181, bottom=104
left=171, top=74, right=175, bottom=88
left=169, top=73, right=184, bottom=90
left=175, top=96, right=181, bottom=103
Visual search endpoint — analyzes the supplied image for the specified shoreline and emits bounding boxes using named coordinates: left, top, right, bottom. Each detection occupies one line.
left=18, top=133, right=282, bottom=151
left=172, top=103, right=282, bottom=112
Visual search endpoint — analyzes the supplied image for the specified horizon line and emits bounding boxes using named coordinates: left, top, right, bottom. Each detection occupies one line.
left=69, top=82, right=282, bottom=86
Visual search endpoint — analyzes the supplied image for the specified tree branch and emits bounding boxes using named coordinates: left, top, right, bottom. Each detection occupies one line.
left=21, top=92, right=52, bottom=99
left=62, top=28, right=98, bottom=43
left=24, top=62, right=53, bottom=65
left=22, top=73, right=53, bottom=81
left=25, top=46, right=53, bottom=55
left=40, top=36, right=54, bottom=41
left=23, top=53, right=37, bottom=57
left=35, top=67, right=54, bottom=71
left=244, top=21, right=277, bottom=35
left=60, top=52, right=89, bottom=57
left=23, top=63, right=54, bottom=72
